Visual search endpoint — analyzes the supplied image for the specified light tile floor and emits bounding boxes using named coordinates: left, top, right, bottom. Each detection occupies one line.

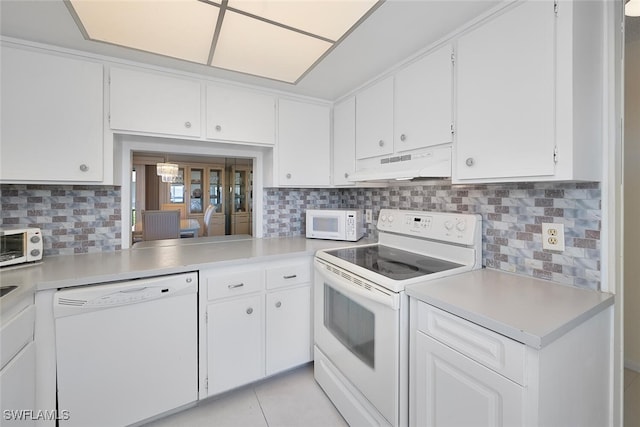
left=626, top=368, right=640, bottom=427
left=144, top=364, right=347, bottom=427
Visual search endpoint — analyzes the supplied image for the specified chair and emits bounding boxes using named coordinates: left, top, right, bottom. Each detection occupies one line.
left=203, top=204, right=215, bottom=237
left=142, top=210, right=180, bottom=241
left=160, top=203, right=187, bottom=219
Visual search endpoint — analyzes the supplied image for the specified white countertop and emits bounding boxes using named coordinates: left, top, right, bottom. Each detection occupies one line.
left=0, top=236, right=372, bottom=293
left=406, top=268, right=614, bottom=349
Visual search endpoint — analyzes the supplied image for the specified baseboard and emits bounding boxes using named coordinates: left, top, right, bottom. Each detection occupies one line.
left=624, top=359, right=640, bottom=373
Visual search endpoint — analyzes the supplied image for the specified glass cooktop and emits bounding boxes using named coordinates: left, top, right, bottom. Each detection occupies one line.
left=324, top=245, right=464, bottom=281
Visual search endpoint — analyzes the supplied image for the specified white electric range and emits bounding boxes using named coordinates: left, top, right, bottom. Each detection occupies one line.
left=313, top=208, right=482, bottom=427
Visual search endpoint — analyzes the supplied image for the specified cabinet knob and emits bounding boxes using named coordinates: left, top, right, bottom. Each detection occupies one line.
left=465, top=157, right=475, bottom=167
left=79, top=164, right=89, bottom=172
left=185, top=121, right=192, bottom=128
left=215, top=125, right=222, bottom=132
left=378, top=140, right=384, bottom=147
left=400, top=134, right=406, bottom=142
left=344, top=173, right=349, bottom=179
left=286, top=173, right=292, bottom=179
left=275, top=301, right=282, bottom=308
left=246, top=307, right=253, bottom=315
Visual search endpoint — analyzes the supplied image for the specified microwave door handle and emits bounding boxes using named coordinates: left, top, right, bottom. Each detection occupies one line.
left=317, top=265, right=399, bottom=310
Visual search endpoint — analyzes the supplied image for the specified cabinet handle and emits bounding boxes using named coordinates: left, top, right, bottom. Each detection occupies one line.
left=185, top=121, right=192, bottom=128
left=283, top=274, right=297, bottom=279
left=246, top=307, right=253, bottom=315
left=79, top=164, right=89, bottom=172
left=378, top=140, right=384, bottom=147
left=400, top=134, right=407, bottom=142
left=228, top=283, right=244, bottom=289
left=275, top=301, right=282, bottom=308
left=465, top=157, right=475, bottom=167
left=286, top=173, right=292, bottom=179
left=215, top=125, right=222, bottom=132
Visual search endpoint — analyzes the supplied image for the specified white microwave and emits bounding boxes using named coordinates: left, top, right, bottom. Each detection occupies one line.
left=0, top=226, right=43, bottom=268
left=306, top=209, right=364, bottom=242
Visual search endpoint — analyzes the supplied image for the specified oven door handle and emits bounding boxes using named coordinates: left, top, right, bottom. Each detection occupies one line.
left=316, top=262, right=400, bottom=310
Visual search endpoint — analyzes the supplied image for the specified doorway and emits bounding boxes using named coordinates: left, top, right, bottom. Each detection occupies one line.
left=131, top=152, right=253, bottom=243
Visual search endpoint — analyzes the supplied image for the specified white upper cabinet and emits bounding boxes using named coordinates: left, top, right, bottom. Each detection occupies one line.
left=332, top=97, right=356, bottom=186
left=109, top=67, right=201, bottom=138
left=206, top=85, right=275, bottom=145
left=355, top=76, right=394, bottom=160
left=394, top=44, right=454, bottom=152
left=277, top=99, right=331, bottom=186
left=1, top=46, right=104, bottom=182
left=454, top=0, right=604, bottom=183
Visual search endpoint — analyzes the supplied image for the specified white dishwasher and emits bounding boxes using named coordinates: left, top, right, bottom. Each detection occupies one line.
left=54, top=272, right=198, bottom=427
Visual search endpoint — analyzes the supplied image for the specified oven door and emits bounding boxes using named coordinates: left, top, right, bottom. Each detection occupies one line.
left=314, top=258, right=400, bottom=425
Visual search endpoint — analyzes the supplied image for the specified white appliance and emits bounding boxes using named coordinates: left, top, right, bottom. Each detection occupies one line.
left=0, top=227, right=42, bottom=268
left=314, top=209, right=482, bottom=427
left=54, top=272, right=198, bottom=427
left=306, top=209, right=364, bottom=242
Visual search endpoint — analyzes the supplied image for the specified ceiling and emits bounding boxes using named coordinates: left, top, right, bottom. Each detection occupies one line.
left=0, top=0, right=501, bottom=101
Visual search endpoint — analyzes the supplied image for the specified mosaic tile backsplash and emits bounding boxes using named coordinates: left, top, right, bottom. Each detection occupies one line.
left=1, top=181, right=600, bottom=290
left=264, top=182, right=601, bottom=290
left=1, top=185, right=122, bottom=255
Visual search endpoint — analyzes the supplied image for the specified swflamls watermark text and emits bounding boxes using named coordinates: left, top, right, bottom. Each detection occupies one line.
left=3, top=409, right=70, bottom=421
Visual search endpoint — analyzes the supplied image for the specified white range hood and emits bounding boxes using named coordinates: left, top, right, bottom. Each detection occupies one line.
left=349, top=144, right=451, bottom=182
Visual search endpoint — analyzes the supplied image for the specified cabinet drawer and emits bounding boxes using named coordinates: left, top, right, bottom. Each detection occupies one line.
left=265, top=261, right=311, bottom=290
left=207, top=269, right=263, bottom=301
left=416, top=302, right=525, bottom=385
left=0, top=304, right=35, bottom=370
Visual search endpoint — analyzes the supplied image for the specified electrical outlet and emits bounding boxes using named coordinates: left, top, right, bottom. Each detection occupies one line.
left=365, top=209, right=373, bottom=224
left=541, top=223, right=565, bottom=251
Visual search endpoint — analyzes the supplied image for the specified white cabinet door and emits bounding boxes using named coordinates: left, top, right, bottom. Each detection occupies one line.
left=355, top=76, right=394, bottom=160
left=207, top=295, right=264, bottom=395
left=0, top=342, right=36, bottom=427
left=110, top=67, right=201, bottom=137
left=414, top=332, right=523, bottom=427
left=455, top=0, right=555, bottom=180
left=395, top=44, right=453, bottom=152
left=265, top=285, right=312, bottom=376
left=277, top=99, right=331, bottom=186
left=206, top=85, right=275, bottom=145
left=332, top=97, right=356, bottom=185
left=1, top=47, right=104, bottom=182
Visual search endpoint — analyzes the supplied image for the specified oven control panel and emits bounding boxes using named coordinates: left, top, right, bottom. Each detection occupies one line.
left=376, top=209, right=481, bottom=245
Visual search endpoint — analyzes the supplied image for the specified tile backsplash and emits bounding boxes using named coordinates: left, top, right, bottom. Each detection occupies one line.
left=1, top=185, right=122, bottom=255
left=1, top=181, right=600, bottom=290
left=264, top=181, right=601, bottom=290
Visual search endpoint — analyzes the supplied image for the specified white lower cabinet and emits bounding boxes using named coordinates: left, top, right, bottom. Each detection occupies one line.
left=200, top=257, right=312, bottom=398
left=266, top=286, right=312, bottom=375
left=207, top=294, right=264, bottom=395
left=410, top=300, right=612, bottom=427
left=414, top=333, right=522, bottom=427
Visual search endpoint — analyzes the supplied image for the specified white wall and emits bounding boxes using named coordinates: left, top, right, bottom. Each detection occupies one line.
left=624, top=24, right=640, bottom=371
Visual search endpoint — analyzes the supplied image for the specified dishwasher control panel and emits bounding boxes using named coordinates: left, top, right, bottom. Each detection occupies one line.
left=53, top=272, right=197, bottom=318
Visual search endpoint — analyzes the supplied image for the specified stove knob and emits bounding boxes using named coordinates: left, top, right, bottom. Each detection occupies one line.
left=388, top=215, right=394, bottom=223
left=444, top=220, right=454, bottom=230
left=456, top=220, right=467, bottom=231
left=380, top=214, right=387, bottom=222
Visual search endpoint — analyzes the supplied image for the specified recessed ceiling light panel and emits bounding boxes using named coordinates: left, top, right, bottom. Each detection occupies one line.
left=227, top=0, right=379, bottom=41
left=211, top=10, right=332, bottom=83
left=68, top=0, right=220, bottom=64
left=66, top=0, right=382, bottom=84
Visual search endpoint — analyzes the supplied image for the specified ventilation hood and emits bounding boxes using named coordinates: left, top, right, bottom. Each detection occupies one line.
left=349, top=144, right=451, bottom=182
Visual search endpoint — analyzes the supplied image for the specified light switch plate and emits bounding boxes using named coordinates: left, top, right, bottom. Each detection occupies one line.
left=365, top=209, right=373, bottom=224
